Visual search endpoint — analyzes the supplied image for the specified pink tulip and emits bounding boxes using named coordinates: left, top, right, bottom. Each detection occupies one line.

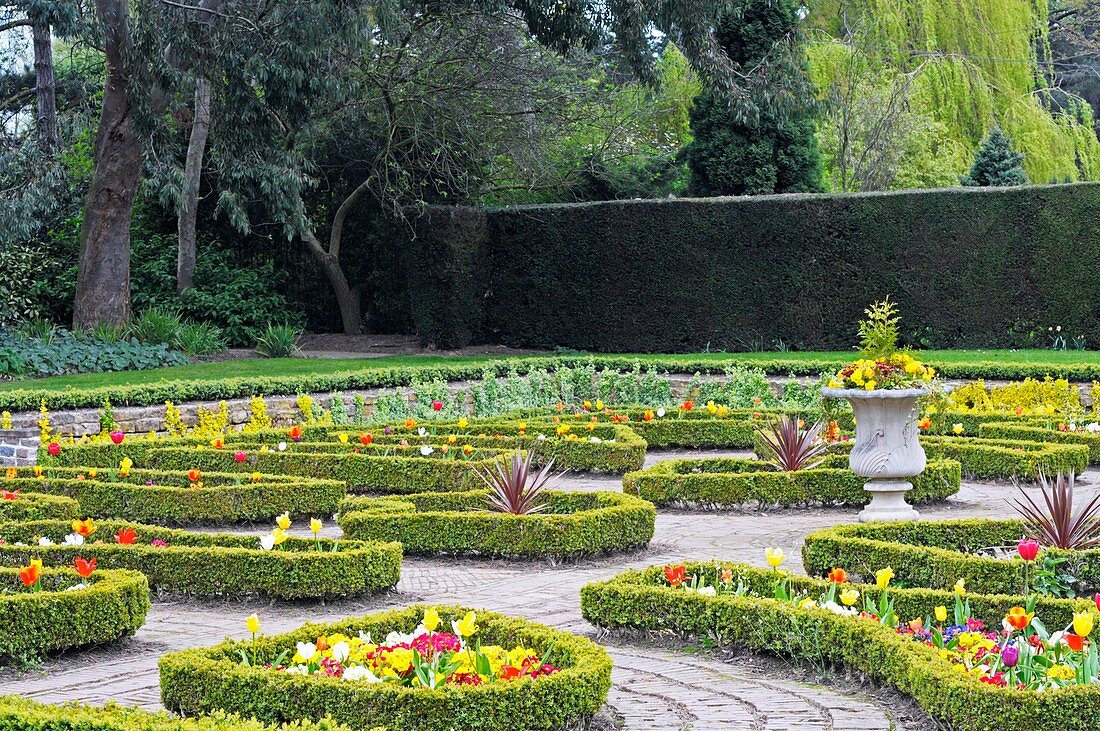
left=1017, top=539, right=1040, bottom=561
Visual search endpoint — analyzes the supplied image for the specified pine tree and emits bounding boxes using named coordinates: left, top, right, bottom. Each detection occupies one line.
left=686, top=0, right=824, bottom=196
left=961, top=125, right=1030, bottom=186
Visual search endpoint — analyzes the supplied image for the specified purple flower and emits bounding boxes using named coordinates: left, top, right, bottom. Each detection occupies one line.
left=146, top=480, right=154, bottom=486
left=151, top=539, right=168, bottom=548
left=384, top=426, right=392, bottom=435
left=1001, top=643, right=1019, bottom=668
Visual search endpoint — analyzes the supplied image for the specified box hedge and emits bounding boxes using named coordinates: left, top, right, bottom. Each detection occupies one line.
left=622, top=454, right=960, bottom=508
left=338, top=489, right=655, bottom=558
left=580, top=562, right=1100, bottom=731
left=2, top=566, right=150, bottom=662
left=159, top=605, right=612, bottom=731
left=0, top=490, right=80, bottom=522
left=979, top=422, right=1100, bottom=463
left=2, top=467, right=345, bottom=525
left=802, top=518, right=1100, bottom=596
left=0, top=519, right=402, bottom=599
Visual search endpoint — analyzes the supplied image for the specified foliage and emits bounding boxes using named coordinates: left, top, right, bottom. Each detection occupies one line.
left=478, top=451, right=558, bottom=515
left=172, top=320, right=226, bottom=357
left=962, top=126, right=1031, bottom=186
left=0, top=327, right=188, bottom=379
left=948, top=377, right=1082, bottom=415
left=0, top=491, right=80, bottom=522
left=339, top=490, right=655, bottom=558
left=254, top=325, right=301, bottom=359
left=160, top=605, right=612, bottom=731
left=129, top=307, right=183, bottom=346
left=686, top=0, right=824, bottom=196
left=756, top=414, right=828, bottom=471
left=1012, top=472, right=1100, bottom=550
left=857, top=298, right=900, bottom=358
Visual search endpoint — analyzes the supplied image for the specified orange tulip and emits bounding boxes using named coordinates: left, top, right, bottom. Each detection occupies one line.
left=828, top=568, right=848, bottom=584
left=1005, top=606, right=1033, bottom=631
left=187, top=468, right=201, bottom=482
left=18, top=559, right=42, bottom=588
left=74, top=556, right=96, bottom=578
left=71, top=518, right=96, bottom=537
left=115, top=528, right=138, bottom=545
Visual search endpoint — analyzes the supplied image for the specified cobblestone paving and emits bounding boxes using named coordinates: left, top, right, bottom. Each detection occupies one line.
left=3, top=451, right=1095, bottom=730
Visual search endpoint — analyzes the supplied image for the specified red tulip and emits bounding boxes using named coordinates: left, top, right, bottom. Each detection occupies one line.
left=109, top=431, right=125, bottom=445
left=431, top=400, right=443, bottom=411
left=47, top=442, right=60, bottom=456
left=1066, top=633, right=1085, bottom=652
left=664, top=565, right=686, bottom=587
left=1094, top=593, right=1100, bottom=613
left=234, top=451, right=247, bottom=463
left=0, top=490, right=18, bottom=500
left=115, top=528, right=138, bottom=545
left=74, top=556, right=96, bottom=578
left=359, top=433, right=373, bottom=445
left=187, top=468, right=201, bottom=482
left=1017, top=539, right=1040, bottom=562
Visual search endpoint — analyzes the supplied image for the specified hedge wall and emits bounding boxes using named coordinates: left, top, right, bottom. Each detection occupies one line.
left=408, top=184, right=1100, bottom=350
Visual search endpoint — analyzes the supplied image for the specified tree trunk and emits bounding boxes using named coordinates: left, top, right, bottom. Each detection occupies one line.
left=177, top=76, right=212, bottom=294
left=302, top=230, right=362, bottom=334
left=31, top=20, right=59, bottom=153
left=73, top=0, right=140, bottom=329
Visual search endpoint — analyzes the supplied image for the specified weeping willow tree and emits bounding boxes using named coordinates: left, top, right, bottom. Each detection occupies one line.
left=807, top=0, right=1100, bottom=190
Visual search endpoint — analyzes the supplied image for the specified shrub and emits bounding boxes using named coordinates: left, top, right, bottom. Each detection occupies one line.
left=2, top=566, right=150, bottom=662
left=0, top=490, right=81, bottom=522
left=1, top=467, right=345, bottom=525
left=580, top=562, right=1100, bottom=731
left=160, top=605, right=612, bottom=731
left=0, top=520, right=402, bottom=599
left=0, top=328, right=188, bottom=379
left=339, top=490, right=656, bottom=558
left=980, top=422, right=1100, bottom=463
left=623, top=454, right=960, bottom=508
left=254, top=324, right=301, bottom=358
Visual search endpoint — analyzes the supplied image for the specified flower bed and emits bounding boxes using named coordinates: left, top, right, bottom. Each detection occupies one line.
left=0, top=488, right=80, bottom=521
left=802, top=518, right=1100, bottom=596
left=1, top=466, right=345, bottom=524
left=979, top=422, right=1100, bottom=463
left=622, top=454, right=960, bottom=508
left=0, top=519, right=401, bottom=599
left=159, top=605, right=612, bottom=731
left=3, top=565, right=150, bottom=662
left=580, top=562, right=1100, bottom=731
left=338, top=490, right=655, bottom=558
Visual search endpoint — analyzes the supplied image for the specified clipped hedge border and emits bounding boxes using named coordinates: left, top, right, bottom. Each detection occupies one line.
left=0, top=519, right=402, bottom=599
left=0, top=490, right=80, bottom=521
left=802, top=518, right=1100, bottom=596
left=979, top=422, right=1100, bottom=463
left=2, top=566, right=150, bottom=662
left=622, top=454, right=960, bottom=508
left=160, top=604, right=612, bottom=731
left=580, top=562, right=1100, bottom=731
left=0, top=695, right=350, bottom=731
left=338, top=489, right=655, bottom=558
left=921, top=410, right=1058, bottom=437
left=2, top=466, right=346, bottom=525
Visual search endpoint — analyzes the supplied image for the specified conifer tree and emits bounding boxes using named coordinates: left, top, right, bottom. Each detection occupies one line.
left=961, top=125, right=1030, bottom=186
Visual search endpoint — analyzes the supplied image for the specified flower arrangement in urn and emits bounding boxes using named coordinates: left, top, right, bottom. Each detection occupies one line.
left=827, top=298, right=936, bottom=391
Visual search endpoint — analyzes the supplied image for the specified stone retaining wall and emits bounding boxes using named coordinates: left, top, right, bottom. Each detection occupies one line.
left=0, top=428, right=39, bottom=467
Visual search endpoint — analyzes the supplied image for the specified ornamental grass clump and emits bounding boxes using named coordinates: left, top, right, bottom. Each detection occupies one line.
left=1011, top=471, right=1100, bottom=550
left=756, top=414, right=827, bottom=471
left=477, top=451, right=561, bottom=515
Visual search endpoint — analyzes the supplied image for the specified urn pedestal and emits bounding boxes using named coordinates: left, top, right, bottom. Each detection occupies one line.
left=821, top=387, right=927, bottom=522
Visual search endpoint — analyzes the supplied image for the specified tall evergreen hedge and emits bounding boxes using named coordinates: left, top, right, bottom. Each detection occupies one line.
left=407, top=183, right=1100, bottom=350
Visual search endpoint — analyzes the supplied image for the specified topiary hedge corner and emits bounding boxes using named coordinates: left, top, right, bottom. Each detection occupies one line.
left=801, top=518, right=1100, bottom=597
left=0, top=519, right=402, bottom=599
left=2, top=466, right=346, bottom=525
left=159, top=605, right=612, bottom=731
left=2, top=566, right=150, bottom=663
left=622, top=454, right=960, bottom=508
left=338, top=489, right=655, bottom=559
left=580, top=562, right=1100, bottom=731
left=0, top=490, right=81, bottom=522
left=979, top=422, right=1100, bottom=464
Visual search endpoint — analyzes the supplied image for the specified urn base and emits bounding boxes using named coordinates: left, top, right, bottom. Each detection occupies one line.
left=859, top=479, right=921, bottom=523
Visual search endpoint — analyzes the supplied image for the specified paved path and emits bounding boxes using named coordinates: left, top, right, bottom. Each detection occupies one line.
left=3, top=451, right=1090, bottom=730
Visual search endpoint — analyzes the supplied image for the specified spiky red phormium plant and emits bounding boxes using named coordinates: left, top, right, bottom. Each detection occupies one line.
left=478, top=451, right=562, bottom=515
left=1010, top=471, right=1100, bottom=550
left=756, top=414, right=828, bottom=472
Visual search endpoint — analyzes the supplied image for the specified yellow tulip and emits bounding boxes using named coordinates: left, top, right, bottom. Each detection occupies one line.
left=423, top=608, right=440, bottom=632
left=276, top=512, right=291, bottom=530
left=310, top=518, right=322, bottom=534
left=840, top=589, right=860, bottom=606
left=1074, top=612, right=1094, bottom=638
left=595, top=400, right=604, bottom=411
left=337, top=433, right=349, bottom=444
left=458, top=418, right=468, bottom=428
left=765, top=547, right=785, bottom=568
left=875, top=567, right=894, bottom=589
left=935, top=606, right=947, bottom=623
left=245, top=614, right=261, bottom=634
left=954, top=578, right=966, bottom=595
left=271, top=527, right=288, bottom=546
left=952, top=423, right=964, bottom=435
left=452, top=611, right=479, bottom=637
left=251, top=471, right=261, bottom=483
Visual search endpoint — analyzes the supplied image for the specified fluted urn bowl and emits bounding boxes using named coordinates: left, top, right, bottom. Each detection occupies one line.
left=821, top=387, right=927, bottom=522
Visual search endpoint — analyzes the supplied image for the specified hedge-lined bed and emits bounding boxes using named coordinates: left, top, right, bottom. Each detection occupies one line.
left=813, top=435, right=1088, bottom=481
left=802, top=518, right=1100, bottom=596
left=3, top=566, right=150, bottom=662
left=979, top=422, right=1100, bottom=463
left=0, top=520, right=402, bottom=599
left=338, top=490, right=655, bottom=558
left=160, top=605, right=612, bottom=731
left=0, top=696, right=349, bottom=731
left=580, top=562, right=1100, bottom=731
left=0, top=490, right=80, bottom=521
left=1, top=467, right=345, bottom=525
left=622, top=454, right=960, bottom=508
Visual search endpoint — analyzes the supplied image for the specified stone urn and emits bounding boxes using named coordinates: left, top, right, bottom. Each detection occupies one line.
left=821, top=387, right=927, bottom=522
